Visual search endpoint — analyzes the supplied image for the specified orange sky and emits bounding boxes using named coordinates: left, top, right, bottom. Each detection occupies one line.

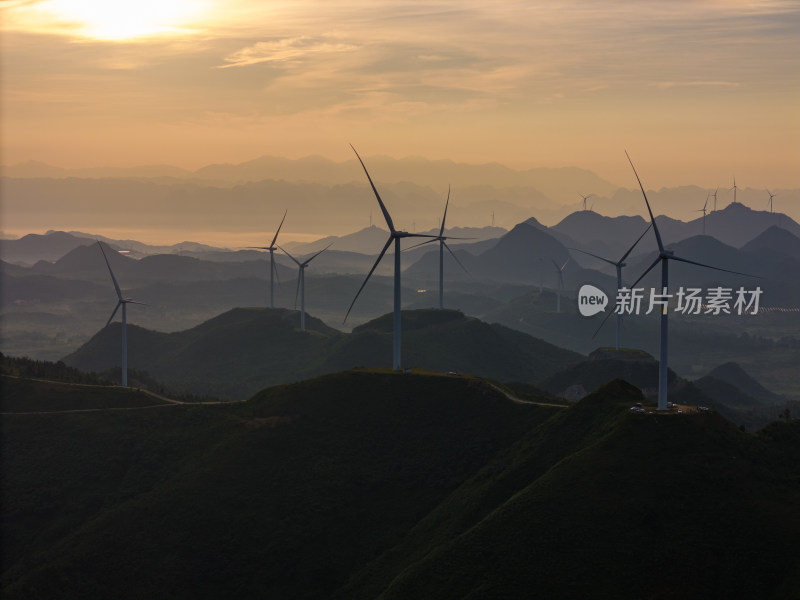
left=2, top=0, right=798, bottom=189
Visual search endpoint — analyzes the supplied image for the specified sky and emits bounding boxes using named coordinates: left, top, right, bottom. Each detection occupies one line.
left=2, top=0, right=799, bottom=189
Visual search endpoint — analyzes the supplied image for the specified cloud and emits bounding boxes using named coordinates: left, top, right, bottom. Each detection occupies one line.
left=650, top=81, right=741, bottom=89
left=217, top=36, right=357, bottom=69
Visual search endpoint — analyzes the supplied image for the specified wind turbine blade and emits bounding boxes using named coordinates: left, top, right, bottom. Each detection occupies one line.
left=625, top=151, right=664, bottom=253
left=294, top=269, right=302, bottom=309
left=668, top=254, right=758, bottom=278
left=568, top=247, right=616, bottom=267
left=591, top=303, right=616, bottom=339
left=98, top=242, right=123, bottom=301
left=350, top=145, right=396, bottom=233
left=105, top=301, right=122, bottom=328
left=618, top=223, right=653, bottom=263
left=273, top=258, right=281, bottom=285
left=404, top=238, right=438, bottom=251
left=560, top=258, right=570, bottom=271
left=277, top=245, right=301, bottom=266
left=304, top=242, right=333, bottom=265
left=270, top=210, right=288, bottom=247
left=443, top=241, right=470, bottom=274
left=629, top=256, right=661, bottom=290
left=126, top=300, right=147, bottom=306
left=344, top=236, right=393, bottom=323
left=439, top=186, right=450, bottom=237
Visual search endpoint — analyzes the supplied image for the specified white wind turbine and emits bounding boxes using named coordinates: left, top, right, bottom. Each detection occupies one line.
left=578, top=192, right=594, bottom=211
left=766, top=189, right=776, bottom=213
left=279, top=243, right=332, bottom=331
left=405, top=187, right=471, bottom=309
left=249, top=210, right=287, bottom=309
left=569, top=223, right=652, bottom=350
left=98, top=242, right=144, bottom=387
left=695, top=194, right=710, bottom=234
left=551, top=259, right=570, bottom=313
left=344, top=145, right=436, bottom=371
left=624, top=152, right=755, bottom=411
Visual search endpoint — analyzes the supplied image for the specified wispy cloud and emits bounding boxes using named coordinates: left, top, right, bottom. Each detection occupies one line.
left=217, top=36, right=357, bottom=69
left=651, top=81, right=741, bottom=89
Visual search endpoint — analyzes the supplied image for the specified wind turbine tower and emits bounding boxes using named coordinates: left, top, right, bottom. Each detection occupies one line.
left=766, top=189, right=776, bottom=213
left=696, top=194, right=709, bottom=234
left=552, top=259, right=569, bottom=313
left=98, top=242, right=144, bottom=387
left=406, top=187, right=470, bottom=309
left=569, top=223, right=651, bottom=350
left=578, top=193, right=594, bottom=211
left=625, top=153, right=754, bottom=410
left=730, top=177, right=738, bottom=205
left=249, top=211, right=287, bottom=309
left=279, top=244, right=331, bottom=331
left=345, top=146, right=435, bottom=370
left=711, top=188, right=719, bottom=212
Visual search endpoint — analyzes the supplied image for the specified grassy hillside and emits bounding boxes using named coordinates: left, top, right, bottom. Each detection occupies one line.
left=63, top=308, right=584, bottom=399
left=2, top=371, right=798, bottom=599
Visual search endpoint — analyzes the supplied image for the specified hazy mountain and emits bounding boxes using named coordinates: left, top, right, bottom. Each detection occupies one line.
left=63, top=308, right=583, bottom=399
left=0, top=231, right=95, bottom=265
left=741, top=225, right=800, bottom=261
left=4, top=372, right=798, bottom=598
left=699, top=362, right=784, bottom=405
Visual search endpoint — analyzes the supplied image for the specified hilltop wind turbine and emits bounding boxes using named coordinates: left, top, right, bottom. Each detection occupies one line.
left=766, top=189, right=776, bottom=213
left=248, top=211, right=287, bottom=308
left=279, top=243, right=331, bottom=331
left=569, top=223, right=651, bottom=350
left=344, top=145, right=436, bottom=371
left=578, top=193, right=594, bottom=211
left=405, top=187, right=471, bottom=309
left=711, top=187, right=719, bottom=212
left=98, top=242, right=144, bottom=387
left=695, top=194, right=710, bottom=234
left=625, top=152, right=754, bottom=411
left=730, top=177, right=738, bottom=205
left=551, top=259, right=569, bottom=313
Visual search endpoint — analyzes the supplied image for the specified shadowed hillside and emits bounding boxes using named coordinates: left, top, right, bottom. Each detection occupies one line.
left=2, top=373, right=798, bottom=599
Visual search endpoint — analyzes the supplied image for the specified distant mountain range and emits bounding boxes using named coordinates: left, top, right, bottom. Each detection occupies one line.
left=5, top=156, right=798, bottom=236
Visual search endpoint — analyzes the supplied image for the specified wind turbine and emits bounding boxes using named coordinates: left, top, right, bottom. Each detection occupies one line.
left=98, top=242, right=144, bottom=387
left=578, top=193, right=594, bottom=211
left=344, top=145, right=436, bottom=370
left=248, top=210, right=287, bottom=309
left=551, top=259, right=569, bottom=313
left=766, top=189, right=776, bottom=213
left=625, top=152, right=754, bottom=411
left=568, top=223, right=651, bottom=350
left=405, top=187, right=471, bottom=309
left=695, top=194, right=710, bottom=234
left=711, top=187, right=719, bottom=212
left=279, top=243, right=331, bottom=331
left=730, top=177, right=738, bottom=205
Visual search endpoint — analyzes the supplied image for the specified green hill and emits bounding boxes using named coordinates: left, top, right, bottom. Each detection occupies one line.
left=2, top=372, right=798, bottom=599
left=63, top=308, right=584, bottom=399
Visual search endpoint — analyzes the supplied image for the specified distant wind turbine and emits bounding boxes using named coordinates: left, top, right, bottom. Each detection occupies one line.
left=711, top=187, right=719, bottom=212
left=98, top=242, right=144, bottom=387
left=279, top=243, right=332, bottom=331
left=578, top=193, right=594, bottom=211
left=730, top=177, right=738, bottom=205
left=344, top=145, right=436, bottom=370
left=624, top=152, right=755, bottom=411
left=766, top=189, right=776, bottom=213
left=248, top=211, right=287, bottom=309
left=551, top=259, right=570, bottom=313
left=568, top=223, right=651, bottom=350
left=695, top=194, right=710, bottom=234
left=405, top=187, right=471, bottom=309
